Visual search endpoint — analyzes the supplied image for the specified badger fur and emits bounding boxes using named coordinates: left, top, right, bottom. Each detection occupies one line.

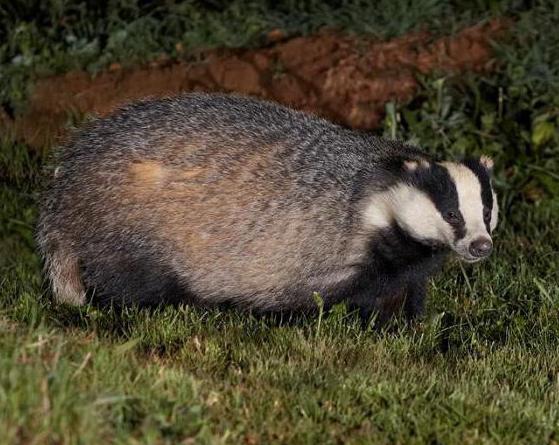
left=37, top=93, right=498, bottom=321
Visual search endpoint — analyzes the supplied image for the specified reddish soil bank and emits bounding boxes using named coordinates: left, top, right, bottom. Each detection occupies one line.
left=6, top=19, right=507, bottom=148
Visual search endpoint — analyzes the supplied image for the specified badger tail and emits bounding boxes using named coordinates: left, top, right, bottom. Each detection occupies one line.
left=41, top=241, right=86, bottom=306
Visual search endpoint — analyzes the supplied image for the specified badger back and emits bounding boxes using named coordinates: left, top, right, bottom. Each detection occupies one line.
left=37, top=94, right=413, bottom=308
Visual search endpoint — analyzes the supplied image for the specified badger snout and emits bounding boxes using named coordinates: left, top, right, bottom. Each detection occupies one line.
left=453, top=235, right=493, bottom=263
left=468, top=237, right=493, bottom=258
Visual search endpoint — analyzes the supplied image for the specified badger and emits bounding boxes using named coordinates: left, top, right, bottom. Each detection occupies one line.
left=37, top=93, right=498, bottom=322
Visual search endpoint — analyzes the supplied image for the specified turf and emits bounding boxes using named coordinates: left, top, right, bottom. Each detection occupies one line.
left=1, top=1, right=559, bottom=444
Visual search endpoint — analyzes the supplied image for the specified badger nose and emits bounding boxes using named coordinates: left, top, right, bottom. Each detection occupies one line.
left=469, top=237, right=493, bottom=258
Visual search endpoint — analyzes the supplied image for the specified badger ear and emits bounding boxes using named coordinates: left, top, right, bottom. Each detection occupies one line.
left=403, top=159, right=430, bottom=173
left=479, top=155, right=494, bottom=172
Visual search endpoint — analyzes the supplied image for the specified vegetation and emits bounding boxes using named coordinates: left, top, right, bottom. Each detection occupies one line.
left=1, top=1, right=558, bottom=443
left=0, top=0, right=515, bottom=111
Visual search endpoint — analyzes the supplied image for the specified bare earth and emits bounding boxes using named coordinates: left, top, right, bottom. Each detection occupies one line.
left=3, top=19, right=507, bottom=148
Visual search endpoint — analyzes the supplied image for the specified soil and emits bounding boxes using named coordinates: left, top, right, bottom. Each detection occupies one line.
left=4, top=19, right=508, bottom=148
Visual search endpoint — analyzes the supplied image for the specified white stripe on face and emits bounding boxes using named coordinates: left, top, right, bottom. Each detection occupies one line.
left=442, top=162, right=491, bottom=259
left=362, top=184, right=454, bottom=243
left=490, top=190, right=499, bottom=232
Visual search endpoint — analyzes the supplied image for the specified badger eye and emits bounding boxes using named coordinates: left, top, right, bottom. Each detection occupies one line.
left=483, top=207, right=491, bottom=222
left=445, top=211, right=461, bottom=224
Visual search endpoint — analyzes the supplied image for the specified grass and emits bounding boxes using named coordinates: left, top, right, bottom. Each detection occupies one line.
left=0, top=0, right=520, bottom=112
left=1, top=0, right=559, bottom=444
left=1, top=170, right=558, bottom=443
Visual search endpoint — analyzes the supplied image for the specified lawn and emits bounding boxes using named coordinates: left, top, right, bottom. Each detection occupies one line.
left=1, top=1, right=559, bottom=444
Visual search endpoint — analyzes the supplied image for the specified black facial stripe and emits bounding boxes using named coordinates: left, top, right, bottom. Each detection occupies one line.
left=462, top=159, right=493, bottom=232
left=406, top=163, right=466, bottom=240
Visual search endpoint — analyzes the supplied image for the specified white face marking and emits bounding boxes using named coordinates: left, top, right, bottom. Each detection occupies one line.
left=362, top=184, right=454, bottom=244
left=490, top=190, right=499, bottom=232
left=443, top=162, right=493, bottom=261
left=403, top=159, right=431, bottom=172
left=480, top=155, right=494, bottom=170
left=362, top=161, right=498, bottom=262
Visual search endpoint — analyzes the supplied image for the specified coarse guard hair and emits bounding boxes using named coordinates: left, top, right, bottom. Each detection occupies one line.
left=37, top=93, right=498, bottom=322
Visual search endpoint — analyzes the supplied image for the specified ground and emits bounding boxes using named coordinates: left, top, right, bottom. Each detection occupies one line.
left=1, top=1, right=559, bottom=444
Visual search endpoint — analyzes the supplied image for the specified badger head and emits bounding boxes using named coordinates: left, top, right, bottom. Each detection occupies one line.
left=365, top=156, right=498, bottom=262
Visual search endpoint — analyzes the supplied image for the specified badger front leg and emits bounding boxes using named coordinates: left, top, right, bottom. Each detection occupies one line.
left=350, top=278, right=427, bottom=326
left=403, top=279, right=428, bottom=319
left=346, top=283, right=407, bottom=326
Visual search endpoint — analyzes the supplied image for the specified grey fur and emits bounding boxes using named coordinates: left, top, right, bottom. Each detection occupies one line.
left=37, top=93, right=495, bottom=319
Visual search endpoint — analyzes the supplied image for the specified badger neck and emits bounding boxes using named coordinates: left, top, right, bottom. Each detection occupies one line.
left=368, top=224, right=448, bottom=272
left=359, top=186, right=449, bottom=270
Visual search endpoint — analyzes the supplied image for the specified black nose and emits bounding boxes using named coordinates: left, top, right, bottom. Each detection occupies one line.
left=469, top=237, right=493, bottom=258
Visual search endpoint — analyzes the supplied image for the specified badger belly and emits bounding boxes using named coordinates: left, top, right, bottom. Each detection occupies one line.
left=81, top=249, right=189, bottom=306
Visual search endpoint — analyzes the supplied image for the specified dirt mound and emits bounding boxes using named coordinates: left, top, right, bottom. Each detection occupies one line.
left=6, top=19, right=507, bottom=148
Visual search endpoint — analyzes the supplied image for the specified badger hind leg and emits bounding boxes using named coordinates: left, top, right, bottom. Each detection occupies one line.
left=43, top=246, right=86, bottom=305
